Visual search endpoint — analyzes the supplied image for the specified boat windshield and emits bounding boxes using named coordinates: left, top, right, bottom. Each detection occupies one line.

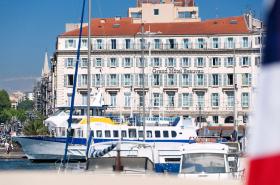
left=181, top=153, right=225, bottom=174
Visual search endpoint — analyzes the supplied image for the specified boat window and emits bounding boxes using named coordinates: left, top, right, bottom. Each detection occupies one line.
left=129, top=129, right=137, bottom=138
left=138, top=131, right=143, bottom=138
left=146, top=131, right=152, bottom=138
left=163, top=131, right=169, bottom=138
left=105, top=130, right=111, bottom=138
left=121, top=130, right=127, bottom=138
left=96, top=130, right=102, bottom=138
left=155, top=130, right=161, bottom=138
left=181, top=153, right=226, bottom=174
left=113, top=130, right=119, bottom=138
left=165, top=158, right=181, bottom=163
left=171, top=131, right=177, bottom=138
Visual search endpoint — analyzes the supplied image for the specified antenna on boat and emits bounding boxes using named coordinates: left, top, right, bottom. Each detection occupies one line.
left=85, top=0, right=92, bottom=170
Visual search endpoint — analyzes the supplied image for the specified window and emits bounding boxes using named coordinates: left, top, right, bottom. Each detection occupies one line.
left=181, top=58, right=190, bottom=67
left=196, top=74, right=204, bottom=86
left=124, top=58, right=132, bottom=67
left=255, top=56, right=261, bottom=66
left=225, top=74, right=234, bottom=86
left=155, top=131, right=161, bottom=138
left=65, top=39, right=76, bottom=48
left=105, top=130, right=111, bottom=138
left=123, top=74, right=132, bottom=86
left=124, top=92, right=131, bottom=107
left=121, top=130, right=127, bottom=138
left=171, top=131, right=177, bottom=138
left=66, top=58, right=74, bottom=67
left=167, top=74, right=176, bottom=86
left=147, top=131, right=152, bottom=138
left=113, top=130, right=119, bottom=138
left=111, top=39, right=117, bottom=49
left=242, top=37, right=249, bottom=48
left=94, top=74, right=101, bottom=86
left=211, top=74, right=219, bottom=86
left=178, top=11, right=191, bottom=18
left=227, top=37, right=234, bottom=48
left=139, top=58, right=146, bottom=67
left=168, top=39, right=176, bottom=49
left=225, top=57, right=234, bottom=67
left=153, top=74, right=161, bottom=86
left=81, top=58, right=88, bottom=68
left=167, top=92, right=175, bottom=107
left=153, top=93, right=160, bottom=107
left=242, top=73, right=252, bottom=86
left=81, top=74, right=88, bottom=86
left=213, top=116, right=219, bottom=124
left=183, top=39, right=189, bottom=49
left=153, top=58, right=161, bottom=67
left=68, top=74, right=74, bottom=86
left=110, top=93, right=117, bottom=107
left=96, top=39, right=103, bottom=49
left=211, top=57, right=220, bottom=67
left=212, top=38, right=219, bottom=48
left=154, top=9, right=159, bottom=15
left=125, top=39, right=131, bottom=49
left=167, top=58, right=176, bottom=67
left=227, top=91, right=234, bottom=107
left=67, top=95, right=72, bottom=106
left=242, top=93, right=250, bottom=108
left=82, top=39, right=87, bottom=48
left=197, top=38, right=205, bottom=49
left=131, top=12, right=142, bottom=18
left=197, top=92, right=205, bottom=108
left=182, top=93, right=192, bottom=107
left=96, top=130, right=102, bottom=138
left=240, top=57, right=250, bottom=66
left=109, top=58, right=117, bottom=67
left=95, top=58, right=102, bottom=67
left=211, top=93, right=219, bottom=107
left=128, top=129, right=137, bottom=138
left=154, top=39, right=161, bottom=49
left=255, top=36, right=261, bottom=45
left=182, top=74, right=191, bottom=86
left=196, top=57, right=204, bottom=67
left=163, top=131, right=169, bottom=138
left=138, top=131, right=143, bottom=138
left=139, top=92, right=144, bottom=107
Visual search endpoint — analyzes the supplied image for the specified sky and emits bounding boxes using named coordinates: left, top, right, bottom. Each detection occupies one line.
left=0, top=0, right=263, bottom=92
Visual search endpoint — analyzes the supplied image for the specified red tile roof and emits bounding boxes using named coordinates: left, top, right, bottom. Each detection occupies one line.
left=61, top=16, right=250, bottom=37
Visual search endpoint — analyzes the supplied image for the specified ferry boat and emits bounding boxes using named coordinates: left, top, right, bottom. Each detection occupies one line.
left=13, top=106, right=197, bottom=161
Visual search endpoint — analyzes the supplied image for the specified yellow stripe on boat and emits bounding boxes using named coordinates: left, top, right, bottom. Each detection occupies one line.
left=80, top=117, right=116, bottom=125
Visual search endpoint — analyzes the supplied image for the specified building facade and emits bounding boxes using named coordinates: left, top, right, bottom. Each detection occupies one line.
left=53, top=1, right=262, bottom=126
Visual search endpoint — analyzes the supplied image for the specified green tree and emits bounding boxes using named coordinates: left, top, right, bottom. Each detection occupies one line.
left=0, top=90, right=11, bottom=111
left=17, top=100, right=33, bottom=111
left=0, top=108, right=13, bottom=123
left=23, top=113, right=49, bottom=136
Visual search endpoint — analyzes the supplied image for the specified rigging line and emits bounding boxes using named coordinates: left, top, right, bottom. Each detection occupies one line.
left=62, top=0, right=86, bottom=167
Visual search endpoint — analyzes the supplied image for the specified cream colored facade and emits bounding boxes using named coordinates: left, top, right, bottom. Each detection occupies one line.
left=53, top=2, right=262, bottom=126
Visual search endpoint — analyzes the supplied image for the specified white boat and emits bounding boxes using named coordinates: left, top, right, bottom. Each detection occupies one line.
left=13, top=111, right=197, bottom=160
left=178, top=143, right=244, bottom=180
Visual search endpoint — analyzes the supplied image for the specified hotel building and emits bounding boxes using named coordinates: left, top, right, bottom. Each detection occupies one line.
left=52, top=0, right=263, bottom=126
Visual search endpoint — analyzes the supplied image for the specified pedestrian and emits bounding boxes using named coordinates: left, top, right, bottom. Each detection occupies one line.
left=4, top=141, right=9, bottom=154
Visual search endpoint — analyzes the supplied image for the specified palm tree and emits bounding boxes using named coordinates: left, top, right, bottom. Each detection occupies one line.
left=23, top=113, right=49, bottom=136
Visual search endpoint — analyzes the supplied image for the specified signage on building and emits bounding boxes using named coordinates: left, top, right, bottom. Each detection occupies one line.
left=152, top=68, right=204, bottom=74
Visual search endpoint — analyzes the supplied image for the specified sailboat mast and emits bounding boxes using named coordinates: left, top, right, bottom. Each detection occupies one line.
left=141, top=23, right=146, bottom=141
left=87, top=0, right=91, bottom=143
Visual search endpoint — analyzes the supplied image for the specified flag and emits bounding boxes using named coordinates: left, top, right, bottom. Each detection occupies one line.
left=247, top=0, right=280, bottom=185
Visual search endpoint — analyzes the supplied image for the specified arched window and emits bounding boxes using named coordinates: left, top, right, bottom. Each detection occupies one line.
left=225, top=116, right=234, bottom=124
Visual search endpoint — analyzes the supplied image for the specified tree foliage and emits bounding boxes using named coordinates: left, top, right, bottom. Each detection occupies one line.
left=0, top=90, right=11, bottom=111
left=17, top=100, right=33, bottom=111
left=23, top=113, right=49, bottom=136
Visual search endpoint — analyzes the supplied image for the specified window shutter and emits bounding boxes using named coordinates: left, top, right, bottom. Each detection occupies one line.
left=178, top=93, right=182, bottom=108
left=218, top=74, right=222, bottom=86
left=121, top=74, right=124, bottom=86
left=160, top=93, right=163, bottom=106
left=116, top=58, right=119, bottom=67
left=136, top=58, right=139, bottom=67
left=116, top=74, right=119, bottom=86
left=92, top=58, right=95, bottom=67
left=122, top=58, right=125, bottom=67
left=223, top=74, right=227, bottom=86
left=188, top=58, right=191, bottom=67
left=249, top=57, right=252, bottom=66
left=145, top=74, right=148, bottom=86
left=203, top=58, right=206, bottom=67
left=179, top=74, right=182, bottom=87
left=150, top=58, right=154, bottom=67
left=107, top=59, right=110, bottom=67
left=189, top=74, right=192, bottom=87
left=190, top=93, right=193, bottom=107
left=101, top=74, right=105, bottom=86
left=91, top=74, right=95, bottom=86
left=239, top=57, right=242, bottom=67
left=164, top=74, right=167, bottom=86
left=204, top=74, right=207, bottom=86
left=165, top=58, right=168, bottom=67
left=174, top=58, right=177, bottom=67
left=174, top=74, right=177, bottom=86
left=64, top=75, right=67, bottom=87
left=78, top=59, right=81, bottom=68
left=159, top=74, right=163, bottom=86
left=64, top=59, right=67, bottom=68
left=102, top=58, right=105, bottom=67
left=194, top=74, right=197, bottom=86
left=194, top=58, right=197, bottom=67
left=131, top=58, right=134, bottom=67
left=73, top=40, right=77, bottom=48
left=135, top=74, right=139, bottom=86
left=180, top=58, right=183, bottom=67
left=249, top=74, right=252, bottom=86
left=218, top=58, right=221, bottom=66
left=224, top=58, right=228, bottom=67
left=159, top=58, right=162, bottom=67
left=209, top=58, right=212, bottom=67
left=208, top=74, right=212, bottom=86
left=78, top=75, right=81, bottom=87
left=106, top=74, right=110, bottom=86
left=65, top=40, right=69, bottom=48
